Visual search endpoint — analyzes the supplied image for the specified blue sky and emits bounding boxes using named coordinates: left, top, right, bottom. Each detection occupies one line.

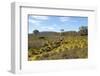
left=28, top=15, right=88, bottom=33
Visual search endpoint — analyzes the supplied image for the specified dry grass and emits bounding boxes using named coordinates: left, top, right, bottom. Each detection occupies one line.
left=28, top=35, right=88, bottom=61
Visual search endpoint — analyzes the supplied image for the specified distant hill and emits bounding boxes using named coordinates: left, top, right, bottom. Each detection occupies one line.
left=39, top=31, right=59, bottom=36
left=28, top=31, right=79, bottom=37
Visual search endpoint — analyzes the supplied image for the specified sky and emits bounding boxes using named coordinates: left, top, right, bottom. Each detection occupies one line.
left=28, top=15, right=88, bottom=33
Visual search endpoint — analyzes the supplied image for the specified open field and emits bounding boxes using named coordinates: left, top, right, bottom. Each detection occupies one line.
left=28, top=33, right=88, bottom=61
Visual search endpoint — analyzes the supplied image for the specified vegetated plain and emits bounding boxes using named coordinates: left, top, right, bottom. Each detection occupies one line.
left=28, top=27, right=88, bottom=61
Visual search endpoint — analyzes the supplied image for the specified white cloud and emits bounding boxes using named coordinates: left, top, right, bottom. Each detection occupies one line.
left=41, top=26, right=55, bottom=30
left=29, top=19, right=41, bottom=26
left=30, top=16, right=49, bottom=20
left=47, top=27, right=55, bottom=30
left=52, top=24, right=57, bottom=27
left=59, top=17, right=79, bottom=23
left=29, top=15, right=49, bottom=26
left=59, top=17, right=70, bottom=22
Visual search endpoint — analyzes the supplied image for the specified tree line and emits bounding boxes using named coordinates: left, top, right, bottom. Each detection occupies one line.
left=32, top=26, right=88, bottom=36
